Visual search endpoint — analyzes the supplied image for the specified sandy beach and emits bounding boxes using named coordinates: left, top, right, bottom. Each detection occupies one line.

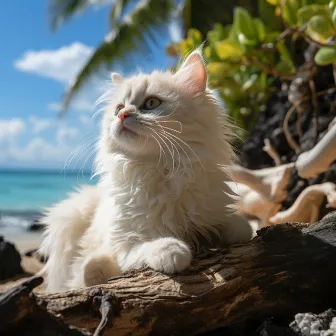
left=0, top=232, right=45, bottom=294
left=3, top=231, right=42, bottom=253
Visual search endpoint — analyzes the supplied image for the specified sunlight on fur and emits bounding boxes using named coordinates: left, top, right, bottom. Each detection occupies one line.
left=39, top=50, right=253, bottom=293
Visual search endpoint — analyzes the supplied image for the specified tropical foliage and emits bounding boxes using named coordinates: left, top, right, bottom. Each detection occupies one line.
left=50, top=0, right=259, bottom=113
left=169, top=0, right=336, bottom=133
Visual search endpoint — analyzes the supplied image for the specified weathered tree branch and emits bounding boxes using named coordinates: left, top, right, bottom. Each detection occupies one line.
left=0, top=277, right=89, bottom=336
left=228, top=181, right=281, bottom=226
left=27, top=213, right=336, bottom=336
left=296, top=123, right=336, bottom=179
left=231, top=163, right=294, bottom=202
left=270, top=182, right=336, bottom=224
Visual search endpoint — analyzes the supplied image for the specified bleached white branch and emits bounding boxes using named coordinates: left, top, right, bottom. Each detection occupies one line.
left=231, top=163, right=294, bottom=203
left=262, top=138, right=282, bottom=166
left=296, top=124, right=336, bottom=179
left=228, top=182, right=281, bottom=228
left=269, top=182, right=336, bottom=224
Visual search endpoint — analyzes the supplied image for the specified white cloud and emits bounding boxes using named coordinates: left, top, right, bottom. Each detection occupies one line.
left=79, top=115, right=92, bottom=126
left=0, top=119, right=25, bottom=142
left=0, top=124, right=89, bottom=168
left=14, top=43, right=107, bottom=114
left=72, top=97, right=94, bottom=112
left=29, top=116, right=52, bottom=134
left=57, top=126, right=79, bottom=143
left=47, top=103, right=61, bottom=112
left=48, top=96, right=94, bottom=113
left=4, top=137, right=73, bottom=165
left=14, top=42, right=94, bottom=84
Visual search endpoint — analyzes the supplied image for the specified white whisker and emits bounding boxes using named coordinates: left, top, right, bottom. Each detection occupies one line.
left=162, top=131, right=204, bottom=170
left=62, top=135, right=98, bottom=176
left=157, top=130, right=193, bottom=175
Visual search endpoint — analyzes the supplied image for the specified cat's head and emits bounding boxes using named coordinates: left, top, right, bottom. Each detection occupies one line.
left=100, top=50, right=233, bottom=168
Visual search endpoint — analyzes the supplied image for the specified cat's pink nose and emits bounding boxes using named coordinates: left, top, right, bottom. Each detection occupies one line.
left=118, top=111, right=130, bottom=122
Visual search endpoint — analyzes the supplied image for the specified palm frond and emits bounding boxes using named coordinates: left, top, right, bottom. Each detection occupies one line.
left=60, top=0, right=174, bottom=115
left=50, top=0, right=105, bottom=29
left=109, top=0, right=133, bottom=27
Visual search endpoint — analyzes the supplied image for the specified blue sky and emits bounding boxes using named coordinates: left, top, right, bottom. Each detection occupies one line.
left=0, top=0, right=180, bottom=170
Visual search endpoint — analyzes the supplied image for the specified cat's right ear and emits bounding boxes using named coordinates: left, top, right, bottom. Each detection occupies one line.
left=174, top=50, right=207, bottom=96
left=111, top=73, right=124, bottom=85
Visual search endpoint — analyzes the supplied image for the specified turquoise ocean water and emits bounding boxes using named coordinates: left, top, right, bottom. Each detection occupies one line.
left=0, top=170, right=98, bottom=232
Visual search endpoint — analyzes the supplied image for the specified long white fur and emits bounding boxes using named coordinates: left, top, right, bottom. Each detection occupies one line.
left=39, top=50, right=252, bottom=293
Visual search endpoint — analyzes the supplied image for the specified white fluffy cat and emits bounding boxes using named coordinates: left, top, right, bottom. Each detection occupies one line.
left=39, top=50, right=252, bottom=293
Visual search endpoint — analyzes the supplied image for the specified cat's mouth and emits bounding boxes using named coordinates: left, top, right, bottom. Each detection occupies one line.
left=118, top=125, right=138, bottom=137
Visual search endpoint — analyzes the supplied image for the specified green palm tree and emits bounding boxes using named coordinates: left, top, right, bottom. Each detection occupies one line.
left=50, top=0, right=260, bottom=113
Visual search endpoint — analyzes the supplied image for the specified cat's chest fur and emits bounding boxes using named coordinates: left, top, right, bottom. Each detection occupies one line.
left=101, top=161, right=231, bottom=244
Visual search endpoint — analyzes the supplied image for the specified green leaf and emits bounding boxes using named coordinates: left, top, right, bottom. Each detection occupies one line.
left=315, top=46, right=336, bottom=65
left=238, top=33, right=258, bottom=46
left=283, top=0, right=300, bottom=26
left=332, top=7, right=336, bottom=25
left=233, top=7, right=257, bottom=41
left=180, top=39, right=194, bottom=56
left=307, top=15, right=335, bottom=41
left=215, top=40, right=244, bottom=60
left=304, top=0, right=329, bottom=4
left=228, top=24, right=240, bottom=44
left=187, top=28, right=202, bottom=46
left=178, top=28, right=202, bottom=57
left=277, top=41, right=295, bottom=72
left=242, top=74, right=259, bottom=91
left=204, top=45, right=219, bottom=61
left=297, top=4, right=331, bottom=25
left=266, top=0, right=281, bottom=5
left=276, top=60, right=295, bottom=74
left=253, top=18, right=266, bottom=42
left=264, top=31, right=282, bottom=44
left=258, top=72, right=268, bottom=90
left=207, top=62, right=240, bottom=75
left=258, top=0, right=283, bottom=31
left=207, top=23, right=229, bottom=44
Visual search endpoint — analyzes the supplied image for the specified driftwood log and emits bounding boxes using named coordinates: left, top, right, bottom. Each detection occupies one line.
left=2, top=213, right=336, bottom=335
left=0, top=277, right=89, bottom=336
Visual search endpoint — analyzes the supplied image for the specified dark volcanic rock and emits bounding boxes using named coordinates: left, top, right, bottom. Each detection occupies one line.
left=24, top=248, right=48, bottom=263
left=239, top=86, right=291, bottom=170
left=28, top=219, right=44, bottom=232
left=0, top=236, right=23, bottom=280
left=257, top=319, right=296, bottom=336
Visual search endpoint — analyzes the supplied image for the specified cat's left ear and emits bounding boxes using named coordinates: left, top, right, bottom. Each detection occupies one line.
left=111, top=72, right=124, bottom=85
left=174, top=50, right=207, bottom=95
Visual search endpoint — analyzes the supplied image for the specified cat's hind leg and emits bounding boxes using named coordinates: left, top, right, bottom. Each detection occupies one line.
left=216, top=213, right=253, bottom=246
left=39, top=185, right=100, bottom=293
left=67, top=249, right=121, bottom=289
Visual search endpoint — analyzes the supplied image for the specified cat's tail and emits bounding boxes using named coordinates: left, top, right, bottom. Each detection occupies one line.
left=38, top=185, right=101, bottom=293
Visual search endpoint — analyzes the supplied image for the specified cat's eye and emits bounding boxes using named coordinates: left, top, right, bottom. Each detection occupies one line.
left=142, top=97, right=161, bottom=110
left=115, top=104, right=124, bottom=115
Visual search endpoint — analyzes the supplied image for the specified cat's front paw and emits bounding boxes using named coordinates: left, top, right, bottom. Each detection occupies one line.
left=144, top=237, right=192, bottom=274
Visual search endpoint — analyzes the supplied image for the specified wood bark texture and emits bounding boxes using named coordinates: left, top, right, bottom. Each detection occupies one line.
left=2, top=213, right=336, bottom=335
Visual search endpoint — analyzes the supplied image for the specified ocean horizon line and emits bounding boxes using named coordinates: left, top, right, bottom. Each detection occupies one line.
left=0, top=168, right=93, bottom=175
